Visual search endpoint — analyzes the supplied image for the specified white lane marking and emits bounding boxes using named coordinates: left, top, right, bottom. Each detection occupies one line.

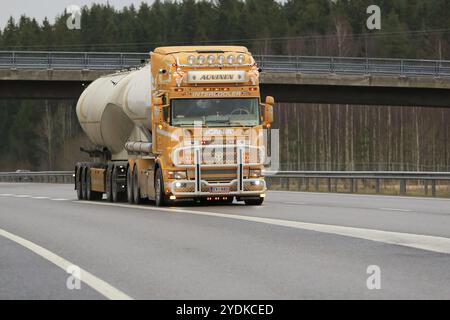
left=77, top=201, right=450, bottom=255
left=269, top=190, right=450, bottom=202
left=0, top=228, right=133, bottom=300
left=0, top=194, right=13, bottom=196
left=380, top=208, right=414, bottom=213
left=1, top=195, right=68, bottom=201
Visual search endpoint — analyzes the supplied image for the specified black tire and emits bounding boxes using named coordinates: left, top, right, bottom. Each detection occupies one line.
left=86, top=167, right=93, bottom=200
left=105, top=165, right=113, bottom=202
left=133, top=165, right=142, bottom=205
left=112, top=166, right=126, bottom=203
left=155, top=167, right=166, bottom=207
left=76, top=165, right=83, bottom=200
left=244, top=197, right=264, bottom=206
left=81, top=166, right=88, bottom=200
left=127, top=165, right=134, bottom=204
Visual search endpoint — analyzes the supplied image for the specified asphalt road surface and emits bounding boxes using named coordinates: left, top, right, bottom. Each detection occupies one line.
left=1, top=182, right=450, bottom=300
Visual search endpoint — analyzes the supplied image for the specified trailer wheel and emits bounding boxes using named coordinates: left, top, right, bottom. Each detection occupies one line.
left=86, top=167, right=103, bottom=201
left=105, top=165, right=113, bottom=202
left=127, top=165, right=134, bottom=204
left=81, top=166, right=88, bottom=200
left=76, top=165, right=83, bottom=200
left=244, top=198, right=264, bottom=206
left=155, top=168, right=166, bottom=207
left=133, top=165, right=142, bottom=205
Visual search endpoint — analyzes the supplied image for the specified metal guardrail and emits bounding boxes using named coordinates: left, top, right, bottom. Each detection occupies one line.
left=0, top=51, right=449, bottom=78
left=1, top=170, right=450, bottom=198
left=0, top=171, right=74, bottom=184
left=265, top=171, right=450, bottom=197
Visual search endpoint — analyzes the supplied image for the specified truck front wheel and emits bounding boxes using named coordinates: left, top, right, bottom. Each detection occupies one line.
left=155, top=168, right=166, bottom=207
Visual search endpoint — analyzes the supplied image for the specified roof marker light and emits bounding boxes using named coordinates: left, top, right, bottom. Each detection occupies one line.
left=187, top=55, right=196, bottom=65
left=207, top=55, right=215, bottom=65
left=197, top=55, right=206, bottom=65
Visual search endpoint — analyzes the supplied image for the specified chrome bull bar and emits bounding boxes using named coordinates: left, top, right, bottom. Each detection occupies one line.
left=170, top=144, right=266, bottom=197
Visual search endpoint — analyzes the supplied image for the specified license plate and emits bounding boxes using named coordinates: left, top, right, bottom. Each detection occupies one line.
left=210, top=187, right=230, bottom=194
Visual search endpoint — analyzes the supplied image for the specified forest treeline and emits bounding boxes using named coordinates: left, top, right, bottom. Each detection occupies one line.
left=0, top=0, right=450, bottom=59
left=1, top=0, right=450, bottom=171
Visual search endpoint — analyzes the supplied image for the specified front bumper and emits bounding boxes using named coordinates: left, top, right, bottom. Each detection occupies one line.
left=169, top=178, right=266, bottom=197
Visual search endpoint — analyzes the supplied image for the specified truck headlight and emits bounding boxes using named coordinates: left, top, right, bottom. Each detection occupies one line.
left=168, top=171, right=187, bottom=180
left=218, top=55, right=225, bottom=65
left=237, top=54, right=245, bottom=64
left=250, top=169, right=262, bottom=178
left=175, top=171, right=187, bottom=179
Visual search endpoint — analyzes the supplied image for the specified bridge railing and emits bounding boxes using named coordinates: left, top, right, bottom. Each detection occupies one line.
left=255, top=55, right=450, bottom=77
left=0, top=51, right=449, bottom=77
left=1, top=170, right=450, bottom=198
left=0, top=51, right=148, bottom=70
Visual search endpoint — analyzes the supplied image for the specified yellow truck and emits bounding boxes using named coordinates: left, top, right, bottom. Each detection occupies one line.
left=74, top=46, right=274, bottom=206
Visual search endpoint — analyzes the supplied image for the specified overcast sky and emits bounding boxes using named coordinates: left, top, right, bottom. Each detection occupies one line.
left=0, top=0, right=155, bottom=30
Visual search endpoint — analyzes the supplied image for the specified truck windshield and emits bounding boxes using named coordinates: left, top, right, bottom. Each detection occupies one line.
left=171, top=98, right=260, bottom=127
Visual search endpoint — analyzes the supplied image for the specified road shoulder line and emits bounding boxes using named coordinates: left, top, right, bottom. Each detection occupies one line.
left=76, top=201, right=450, bottom=255
left=0, top=228, right=133, bottom=300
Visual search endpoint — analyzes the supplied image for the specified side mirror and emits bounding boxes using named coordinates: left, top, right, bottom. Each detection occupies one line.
left=154, top=97, right=164, bottom=106
left=264, top=96, right=275, bottom=127
left=265, top=96, right=275, bottom=106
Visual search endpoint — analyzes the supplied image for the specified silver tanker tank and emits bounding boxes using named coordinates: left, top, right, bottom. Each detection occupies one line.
left=76, top=64, right=153, bottom=154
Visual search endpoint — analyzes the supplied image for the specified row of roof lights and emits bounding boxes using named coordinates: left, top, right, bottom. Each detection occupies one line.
left=187, top=54, right=246, bottom=66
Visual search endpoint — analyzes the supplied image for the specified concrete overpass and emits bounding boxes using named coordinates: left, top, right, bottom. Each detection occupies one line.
left=0, top=51, right=449, bottom=107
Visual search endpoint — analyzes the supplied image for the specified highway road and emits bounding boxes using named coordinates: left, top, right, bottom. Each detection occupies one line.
left=1, top=182, right=450, bottom=300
